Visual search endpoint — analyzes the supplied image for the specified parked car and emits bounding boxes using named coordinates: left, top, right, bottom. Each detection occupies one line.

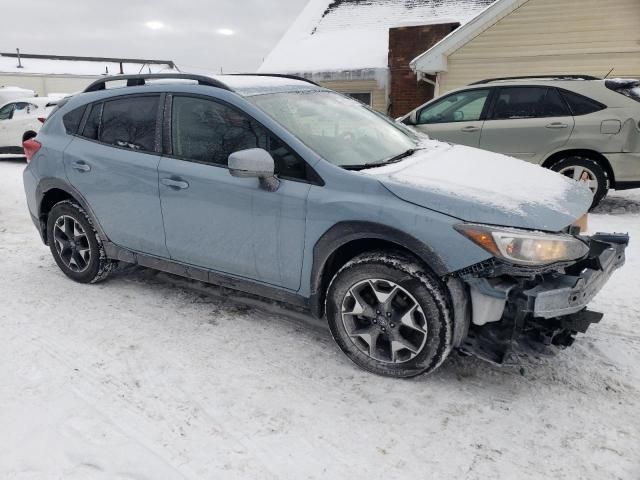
left=0, top=97, right=58, bottom=158
left=23, top=74, right=629, bottom=378
left=400, top=76, right=640, bottom=208
left=0, top=86, right=35, bottom=105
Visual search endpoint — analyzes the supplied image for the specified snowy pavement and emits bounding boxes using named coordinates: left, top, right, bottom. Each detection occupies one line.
left=1, top=159, right=639, bottom=479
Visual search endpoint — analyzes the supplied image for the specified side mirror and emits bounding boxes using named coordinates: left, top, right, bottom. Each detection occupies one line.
left=453, top=110, right=464, bottom=121
left=408, top=111, right=418, bottom=125
left=228, top=148, right=280, bottom=192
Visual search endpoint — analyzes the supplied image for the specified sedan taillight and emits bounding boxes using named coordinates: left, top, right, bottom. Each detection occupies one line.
left=23, top=139, right=42, bottom=163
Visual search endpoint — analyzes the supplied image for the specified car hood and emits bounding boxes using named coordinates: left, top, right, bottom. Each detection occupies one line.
left=362, top=143, right=593, bottom=231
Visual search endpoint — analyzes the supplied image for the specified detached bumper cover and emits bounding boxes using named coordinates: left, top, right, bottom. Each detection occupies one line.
left=524, top=233, right=628, bottom=319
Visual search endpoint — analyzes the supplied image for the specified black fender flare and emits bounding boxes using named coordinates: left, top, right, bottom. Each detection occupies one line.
left=309, top=221, right=449, bottom=317
left=35, top=177, right=110, bottom=245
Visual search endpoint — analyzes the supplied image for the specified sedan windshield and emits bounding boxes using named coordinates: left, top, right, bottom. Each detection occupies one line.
left=249, top=91, right=418, bottom=168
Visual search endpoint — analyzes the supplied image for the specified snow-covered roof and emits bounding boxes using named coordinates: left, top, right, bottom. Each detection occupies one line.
left=0, top=53, right=179, bottom=77
left=259, top=0, right=496, bottom=74
left=217, top=75, right=323, bottom=96
left=410, top=0, right=527, bottom=74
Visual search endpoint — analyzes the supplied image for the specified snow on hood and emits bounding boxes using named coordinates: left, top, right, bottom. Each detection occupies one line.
left=363, top=143, right=593, bottom=231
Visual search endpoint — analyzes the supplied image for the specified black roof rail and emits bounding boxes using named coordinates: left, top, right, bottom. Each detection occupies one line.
left=229, top=73, right=321, bottom=87
left=470, top=75, right=601, bottom=85
left=83, top=74, right=232, bottom=93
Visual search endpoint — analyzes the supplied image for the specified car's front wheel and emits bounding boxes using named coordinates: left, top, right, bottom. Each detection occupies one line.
left=46, top=201, right=114, bottom=284
left=551, top=156, right=609, bottom=209
left=326, top=252, right=453, bottom=378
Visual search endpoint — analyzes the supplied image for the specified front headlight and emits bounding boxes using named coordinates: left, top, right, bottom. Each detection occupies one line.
left=455, top=224, right=589, bottom=266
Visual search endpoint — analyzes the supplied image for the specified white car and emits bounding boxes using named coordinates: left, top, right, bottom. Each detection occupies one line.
left=0, top=86, right=35, bottom=105
left=0, top=97, right=58, bottom=158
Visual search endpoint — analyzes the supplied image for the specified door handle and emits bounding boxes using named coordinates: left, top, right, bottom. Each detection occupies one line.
left=71, top=161, right=91, bottom=172
left=546, top=122, right=569, bottom=129
left=161, top=177, right=189, bottom=190
left=461, top=126, right=480, bottom=133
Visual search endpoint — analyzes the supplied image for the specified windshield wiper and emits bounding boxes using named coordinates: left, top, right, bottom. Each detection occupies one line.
left=342, top=149, right=418, bottom=171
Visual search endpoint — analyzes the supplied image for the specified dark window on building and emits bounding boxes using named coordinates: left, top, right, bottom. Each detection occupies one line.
left=171, top=96, right=306, bottom=179
left=345, top=92, right=372, bottom=106
left=491, top=87, right=570, bottom=120
left=63, top=106, right=86, bottom=135
left=82, top=103, right=102, bottom=140
left=99, top=96, right=159, bottom=152
left=559, top=90, right=607, bottom=116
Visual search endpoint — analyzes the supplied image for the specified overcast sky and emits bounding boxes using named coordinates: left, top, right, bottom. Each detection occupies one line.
left=2, top=0, right=307, bottom=73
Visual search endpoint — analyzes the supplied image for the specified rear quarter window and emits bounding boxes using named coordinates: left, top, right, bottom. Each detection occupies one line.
left=559, top=90, right=607, bottom=116
left=63, top=106, right=86, bottom=134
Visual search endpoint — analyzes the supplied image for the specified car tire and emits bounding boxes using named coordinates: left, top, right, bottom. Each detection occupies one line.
left=325, top=251, right=453, bottom=378
left=550, top=156, right=609, bottom=209
left=46, top=200, right=115, bottom=284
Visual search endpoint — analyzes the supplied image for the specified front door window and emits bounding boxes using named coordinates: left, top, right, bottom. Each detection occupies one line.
left=418, top=89, right=490, bottom=124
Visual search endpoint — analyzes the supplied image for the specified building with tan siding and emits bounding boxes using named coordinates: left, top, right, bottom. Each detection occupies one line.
left=411, top=0, right=640, bottom=95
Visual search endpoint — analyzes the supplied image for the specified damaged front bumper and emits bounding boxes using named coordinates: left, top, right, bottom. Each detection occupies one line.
left=457, top=232, right=629, bottom=364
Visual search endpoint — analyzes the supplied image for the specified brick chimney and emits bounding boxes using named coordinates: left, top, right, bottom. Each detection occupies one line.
left=388, top=23, right=459, bottom=118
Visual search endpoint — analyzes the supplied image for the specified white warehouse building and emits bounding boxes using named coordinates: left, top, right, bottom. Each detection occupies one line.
left=0, top=52, right=179, bottom=96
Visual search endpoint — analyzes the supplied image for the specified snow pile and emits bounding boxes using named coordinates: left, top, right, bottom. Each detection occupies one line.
left=260, top=0, right=495, bottom=73
left=0, top=86, right=35, bottom=104
left=1, top=160, right=639, bottom=479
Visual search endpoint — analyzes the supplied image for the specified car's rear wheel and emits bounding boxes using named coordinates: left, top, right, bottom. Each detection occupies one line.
left=326, top=252, right=453, bottom=378
left=47, top=201, right=114, bottom=284
left=551, top=156, right=609, bottom=209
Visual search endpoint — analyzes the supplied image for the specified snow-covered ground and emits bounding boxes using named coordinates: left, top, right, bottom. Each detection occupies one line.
left=0, top=159, right=638, bottom=479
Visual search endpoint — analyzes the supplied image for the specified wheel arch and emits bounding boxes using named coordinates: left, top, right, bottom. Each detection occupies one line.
left=542, top=149, right=616, bottom=188
left=309, top=221, right=449, bottom=318
left=36, top=178, right=108, bottom=245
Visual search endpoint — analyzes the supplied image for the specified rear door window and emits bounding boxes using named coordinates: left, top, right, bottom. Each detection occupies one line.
left=99, top=96, right=160, bottom=152
left=491, top=87, right=570, bottom=120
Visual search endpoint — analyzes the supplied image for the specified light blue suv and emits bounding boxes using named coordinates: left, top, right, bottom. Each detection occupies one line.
left=23, top=74, right=629, bottom=377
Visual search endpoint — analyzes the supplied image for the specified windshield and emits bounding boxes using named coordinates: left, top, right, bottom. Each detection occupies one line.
left=249, top=91, right=417, bottom=168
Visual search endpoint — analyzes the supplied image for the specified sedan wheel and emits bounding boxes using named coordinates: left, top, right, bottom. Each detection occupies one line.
left=551, top=156, right=608, bottom=209
left=557, top=165, right=599, bottom=195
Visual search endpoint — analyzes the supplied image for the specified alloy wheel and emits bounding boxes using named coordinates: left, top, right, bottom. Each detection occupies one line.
left=53, top=215, right=92, bottom=273
left=341, top=279, right=428, bottom=364
left=558, top=165, right=599, bottom=194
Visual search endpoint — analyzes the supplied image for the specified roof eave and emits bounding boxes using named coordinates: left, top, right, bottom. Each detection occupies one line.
left=410, top=0, right=529, bottom=74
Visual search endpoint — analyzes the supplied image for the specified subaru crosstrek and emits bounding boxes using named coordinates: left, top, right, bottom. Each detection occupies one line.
left=23, top=73, right=629, bottom=378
